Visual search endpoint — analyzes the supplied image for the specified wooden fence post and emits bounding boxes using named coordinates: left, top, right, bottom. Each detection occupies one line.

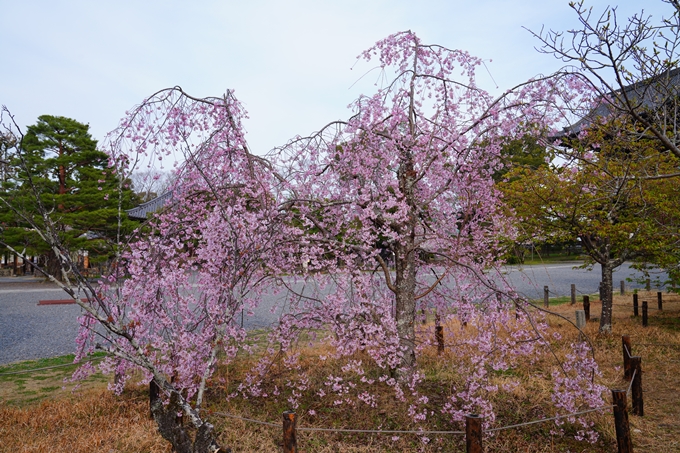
left=571, top=284, right=576, bottom=305
left=544, top=286, right=549, bottom=308
left=631, top=357, right=643, bottom=417
left=436, top=326, right=444, bottom=355
left=633, top=294, right=638, bottom=317
left=612, top=389, right=634, bottom=453
left=622, top=335, right=632, bottom=380
left=283, top=411, right=297, bottom=453
left=642, top=301, right=648, bottom=327
left=583, top=295, right=590, bottom=322
left=621, top=280, right=625, bottom=295
left=434, top=313, right=444, bottom=355
left=657, top=292, right=663, bottom=311
left=646, top=278, right=651, bottom=291
left=465, top=414, right=483, bottom=453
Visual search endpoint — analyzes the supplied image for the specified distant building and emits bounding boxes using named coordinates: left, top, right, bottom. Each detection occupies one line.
left=126, top=191, right=174, bottom=220
left=558, top=67, right=680, bottom=139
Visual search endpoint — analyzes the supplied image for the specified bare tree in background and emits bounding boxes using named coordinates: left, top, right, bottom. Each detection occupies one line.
left=532, top=0, right=680, bottom=177
left=130, top=168, right=174, bottom=202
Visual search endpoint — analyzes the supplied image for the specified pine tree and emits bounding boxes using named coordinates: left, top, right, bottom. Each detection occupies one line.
left=0, top=115, right=139, bottom=277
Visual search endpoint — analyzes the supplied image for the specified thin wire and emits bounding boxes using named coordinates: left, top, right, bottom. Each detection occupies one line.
left=486, top=406, right=612, bottom=432
left=635, top=343, right=680, bottom=347
left=0, top=356, right=104, bottom=376
left=212, top=411, right=464, bottom=435
left=627, top=368, right=637, bottom=396
left=298, top=426, right=465, bottom=435
left=624, top=344, right=632, bottom=358
left=212, top=411, right=279, bottom=428
left=212, top=404, right=613, bottom=436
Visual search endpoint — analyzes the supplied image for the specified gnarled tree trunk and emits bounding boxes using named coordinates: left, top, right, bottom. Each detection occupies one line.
left=150, top=382, right=227, bottom=453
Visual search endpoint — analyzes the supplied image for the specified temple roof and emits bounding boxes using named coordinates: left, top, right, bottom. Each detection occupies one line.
left=126, top=190, right=174, bottom=220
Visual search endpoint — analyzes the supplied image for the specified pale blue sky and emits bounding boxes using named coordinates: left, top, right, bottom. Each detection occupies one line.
left=0, top=0, right=671, bottom=155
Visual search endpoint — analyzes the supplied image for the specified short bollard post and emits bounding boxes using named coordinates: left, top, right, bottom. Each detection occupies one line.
left=646, top=278, right=651, bottom=291
left=657, top=292, right=663, bottom=311
left=622, top=335, right=632, bottom=380
left=465, top=414, right=483, bottom=453
left=575, top=310, right=586, bottom=341
left=575, top=310, right=586, bottom=330
left=621, top=280, right=625, bottom=295
left=283, top=411, right=297, bottom=453
left=583, top=295, right=590, bottom=322
left=642, top=301, right=648, bottom=327
left=571, top=284, right=576, bottom=305
left=544, top=286, right=549, bottom=308
left=612, top=389, right=634, bottom=453
left=633, top=294, right=638, bottom=317
left=631, top=357, right=643, bottom=417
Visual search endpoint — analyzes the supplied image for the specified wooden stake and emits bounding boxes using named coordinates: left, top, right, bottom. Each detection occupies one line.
left=283, top=411, right=297, bottom=453
left=435, top=325, right=444, bottom=355
left=631, top=357, right=643, bottom=417
left=544, top=286, right=549, bottom=308
left=612, top=389, right=634, bottom=453
left=571, top=284, right=576, bottom=305
left=465, top=414, right=483, bottom=453
left=622, top=335, right=632, bottom=380
left=633, top=294, right=638, bottom=317
left=657, top=292, right=663, bottom=310
left=642, top=301, right=648, bottom=327
left=583, top=295, right=590, bottom=322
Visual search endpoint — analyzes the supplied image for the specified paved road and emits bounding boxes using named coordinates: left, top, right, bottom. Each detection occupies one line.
left=0, top=278, right=80, bottom=365
left=0, top=263, right=668, bottom=365
left=499, top=262, right=667, bottom=300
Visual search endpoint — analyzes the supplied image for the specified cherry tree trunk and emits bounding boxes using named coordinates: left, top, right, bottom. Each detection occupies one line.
left=393, top=220, right=418, bottom=370
left=150, top=389, right=226, bottom=453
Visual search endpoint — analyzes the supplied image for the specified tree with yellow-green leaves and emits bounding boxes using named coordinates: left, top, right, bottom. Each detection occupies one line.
left=500, top=117, right=680, bottom=333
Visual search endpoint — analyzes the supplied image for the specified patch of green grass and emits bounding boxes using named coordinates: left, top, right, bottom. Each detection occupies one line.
left=39, top=386, right=62, bottom=393
left=492, top=368, right=519, bottom=377
left=520, top=253, right=585, bottom=266
left=653, top=315, right=680, bottom=332
left=0, top=354, right=78, bottom=375
left=529, top=293, right=599, bottom=307
left=0, top=353, right=111, bottom=407
left=0, top=352, right=107, bottom=376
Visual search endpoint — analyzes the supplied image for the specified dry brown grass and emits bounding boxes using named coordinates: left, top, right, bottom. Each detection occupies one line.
left=545, top=290, right=680, bottom=452
left=1, top=290, right=679, bottom=452
left=0, top=385, right=170, bottom=452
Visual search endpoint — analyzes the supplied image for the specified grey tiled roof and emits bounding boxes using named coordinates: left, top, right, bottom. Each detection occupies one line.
left=559, top=67, right=680, bottom=137
left=126, top=191, right=174, bottom=220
